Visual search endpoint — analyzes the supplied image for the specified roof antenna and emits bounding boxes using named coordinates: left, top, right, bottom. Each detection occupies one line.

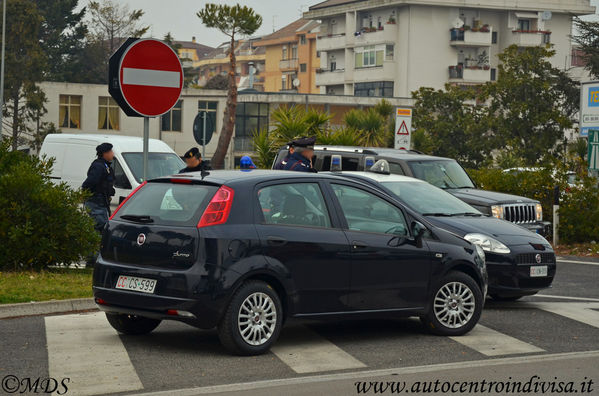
left=272, top=15, right=277, bottom=32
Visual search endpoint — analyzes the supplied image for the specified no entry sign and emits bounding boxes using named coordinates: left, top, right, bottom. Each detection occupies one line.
left=109, top=38, right=183, bottom=118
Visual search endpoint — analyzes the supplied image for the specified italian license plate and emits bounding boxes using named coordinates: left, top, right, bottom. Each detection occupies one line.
left=530, top=266, right=548, bottom=277
left=115, top=275, right=156, bottom=294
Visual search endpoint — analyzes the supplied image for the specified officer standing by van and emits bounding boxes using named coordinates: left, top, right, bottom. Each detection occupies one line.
left=82, top=143, right=115, bottom=231
left=273, top=136, right=317, bottom=173
left=180, top=147, right=212, bottom=173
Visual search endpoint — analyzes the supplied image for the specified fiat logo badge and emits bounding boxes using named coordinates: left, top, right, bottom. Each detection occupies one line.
left=535, top=254, right=542, bottom=264
left=137, top=233, right=146, bottom=246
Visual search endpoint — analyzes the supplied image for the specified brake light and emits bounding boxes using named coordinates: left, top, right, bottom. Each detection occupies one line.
left=109, top=181, right=147, bottom=220
left=197, top=185, right=235, bottom=228
left=170, top=178, right=193, bottom=184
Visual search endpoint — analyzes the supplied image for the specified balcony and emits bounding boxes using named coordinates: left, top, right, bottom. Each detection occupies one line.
left=349, top=23, right=398, bottom=46
left=354, top=61, right=396, bottom=82
left=316, top=33, right=346, bottom=52
left=448, top=65, right=491, bottom=83
left=450, top=27, right=492, bottom=47
left=508, top=30, right=551, bottom=47
left=315, top=68, right=345, bottom=86
left=279, top=58, right=298, bottom=71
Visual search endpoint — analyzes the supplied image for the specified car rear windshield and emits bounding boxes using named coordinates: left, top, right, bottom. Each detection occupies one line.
left=116, top=182, right=218, bottom=226
left=407, top=160, right=475, bottom=189
left=122, top=152, right=185, bottom=184
left=381, top=181, right=480, bottom=216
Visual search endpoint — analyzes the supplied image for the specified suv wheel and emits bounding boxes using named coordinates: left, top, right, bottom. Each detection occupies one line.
left=105, top=313, right=161, bottom=335
left=421, top=271, right=482, bottom=336
left=218, top=280, right=283, bottom=355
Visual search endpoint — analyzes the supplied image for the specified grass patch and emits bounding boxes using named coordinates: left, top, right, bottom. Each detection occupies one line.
left=0, top=268, right=93, bottom=304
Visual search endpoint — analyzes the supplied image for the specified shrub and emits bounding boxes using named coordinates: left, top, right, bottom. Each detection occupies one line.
left=0, top=141, right=100, bottom=271
left=558, top=175, right=599, bottom=244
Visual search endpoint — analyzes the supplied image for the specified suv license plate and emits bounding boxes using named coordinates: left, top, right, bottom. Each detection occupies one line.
left=115, top=275, right=156, bottom=294
left=530, top=266, right=548, bottom=277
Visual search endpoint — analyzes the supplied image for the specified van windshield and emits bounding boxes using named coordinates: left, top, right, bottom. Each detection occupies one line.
left=123, top=152, right=185, bottom=183
left=407, top=160, right=475, bottom=189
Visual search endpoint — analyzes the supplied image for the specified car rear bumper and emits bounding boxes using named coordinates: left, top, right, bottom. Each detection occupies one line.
left=92, top=258, right=227, bottom=329
left=485, top=247, right=556, bottom=297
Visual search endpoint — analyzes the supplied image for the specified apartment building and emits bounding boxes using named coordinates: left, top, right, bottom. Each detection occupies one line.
left=255, top=18, right=321, bottom=94
left=305, top=0, right=595, bottom=98
left=174, top=37, right=213, bottom=68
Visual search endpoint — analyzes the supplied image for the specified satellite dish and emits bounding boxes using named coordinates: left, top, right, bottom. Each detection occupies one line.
left=452, top=17, right=464, bottom=29
left=292, top=78, right=300, bottom=87
left=541, top=10, right=552, bottom=21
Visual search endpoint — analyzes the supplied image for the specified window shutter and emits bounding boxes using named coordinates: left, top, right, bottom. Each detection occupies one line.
left=355, top=52, right=363, bottom=68
left=376, top=50, right=384, bottom=66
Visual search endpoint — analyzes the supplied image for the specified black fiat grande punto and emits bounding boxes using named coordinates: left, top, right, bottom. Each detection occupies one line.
left=93, top=170, right=487, bottom=355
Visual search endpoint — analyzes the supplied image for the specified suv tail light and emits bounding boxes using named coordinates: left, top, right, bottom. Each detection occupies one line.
left=197, top=186, right=235, bottom=228
left=109, top=181, right=147, bottom=220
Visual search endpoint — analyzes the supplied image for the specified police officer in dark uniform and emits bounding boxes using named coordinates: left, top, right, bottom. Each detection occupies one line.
left=179, top=147, right=212, bottom=173
left=82, top=143, right=115, bottom=232
left=273, top=136, right=317, bottom=173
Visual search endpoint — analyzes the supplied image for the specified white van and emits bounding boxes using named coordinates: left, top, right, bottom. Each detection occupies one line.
left=40, top=134, right=185, bottom=210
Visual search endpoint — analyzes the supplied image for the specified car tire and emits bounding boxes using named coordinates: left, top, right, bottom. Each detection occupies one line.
left=218, top=280, right=283, bottom=356
left=490, top=294, right=526, bottom=302
left=105, top=313, right=161, bottom=335
left=421, top=271, right=483, bottom=336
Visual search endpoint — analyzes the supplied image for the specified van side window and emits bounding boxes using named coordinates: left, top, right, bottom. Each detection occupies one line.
left=113, top=159, right=132, bottom=189
left=388, top=162, right=405, bottom=175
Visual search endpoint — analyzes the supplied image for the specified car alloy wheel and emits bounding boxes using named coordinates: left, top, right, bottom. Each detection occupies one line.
left=238, top=292, right=277, bottom=346
left=433, top=281, right=475, bottom=329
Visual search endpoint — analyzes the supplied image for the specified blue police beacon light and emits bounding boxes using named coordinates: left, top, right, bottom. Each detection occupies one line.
left=330, top=155, right=342, bottom=172
left=364, top=156, right=375, bottom=168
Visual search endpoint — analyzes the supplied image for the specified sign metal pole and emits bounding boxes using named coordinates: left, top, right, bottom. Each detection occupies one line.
left=202, top=111, right=207, bottom=159
left=0, top=0, right=6, bottom=135
left=143, top=117, right=149, bottom=181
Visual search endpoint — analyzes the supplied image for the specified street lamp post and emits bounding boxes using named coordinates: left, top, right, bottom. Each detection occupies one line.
left=0, top=0, right=6, bottom=135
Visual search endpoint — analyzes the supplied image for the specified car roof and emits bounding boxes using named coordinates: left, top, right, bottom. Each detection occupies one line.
left=166, top=169, right=350, bottom=185
left=43, top=134, right=175, bottom=153
left=340, top=171, right=427, bottom=183
left=310, top=145, right=451, bottom=162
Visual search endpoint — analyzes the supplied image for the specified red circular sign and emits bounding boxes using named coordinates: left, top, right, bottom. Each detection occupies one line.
left=119, top=39, right=183, bottom=117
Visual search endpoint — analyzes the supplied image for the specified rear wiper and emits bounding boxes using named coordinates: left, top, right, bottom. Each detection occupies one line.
left=120, top=214, right=154, bottom=223
left=422, top=213, right=453, bottom=217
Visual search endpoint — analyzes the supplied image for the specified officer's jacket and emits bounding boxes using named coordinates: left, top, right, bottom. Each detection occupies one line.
left=274, top=152, right=316, bottom=173
left=82, top=158, right=115, bottom=207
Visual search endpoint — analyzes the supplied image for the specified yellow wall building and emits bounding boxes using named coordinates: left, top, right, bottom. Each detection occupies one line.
left=175, top=37, right=213, bottom=68
left=256, top=19, right=320, bottom=94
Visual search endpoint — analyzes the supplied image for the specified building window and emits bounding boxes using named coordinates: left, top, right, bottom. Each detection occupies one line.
left=330, top=62, right=337, bottom=72
left=354, top=81, right=394, bottom=97
left=161, top=100, right=182, bottom=132
left=517, top=19, right=530, bottom=31
left=385, top=44, right=394, bottom=61
left=299, top=34, right=306, bottom=45
left=300, top=63, right=307, bottom=73
left=291, top=44, right=298, bottom=59
left=59, top=95, right=82, bottom=129
left=490, top=68, right=497, bottom=81
left=492, top=31, right=498, bottom=44
left=282, top=45, right=287, bottom=60
left=198, top=101, right=217, bottom=112
left=234, top=103, right=269, bottom=151
left=316, top=51, right=321, bottom=58
left=363, top=46, right=376, bottom=66
left=281, top=75, right=287, bottom=90
left=355, top=46, right=384, bottom=68
left=98, top=96, right=119, bottom=130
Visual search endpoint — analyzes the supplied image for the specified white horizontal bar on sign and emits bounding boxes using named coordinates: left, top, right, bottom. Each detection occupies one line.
left=122, top=67, right=180, bottom=88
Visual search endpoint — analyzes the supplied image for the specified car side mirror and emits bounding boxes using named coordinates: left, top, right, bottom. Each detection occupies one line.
left=411, top=221, right=427, bottom=248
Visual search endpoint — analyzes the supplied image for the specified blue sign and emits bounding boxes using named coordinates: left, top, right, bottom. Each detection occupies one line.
left=589, top=87, right=599, bottom=107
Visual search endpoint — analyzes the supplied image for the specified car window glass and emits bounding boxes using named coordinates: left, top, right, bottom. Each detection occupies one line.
left=258, top=183, right=331, bottom=228
left=388, top=162, right=405, bottom=175
left=408, top=160, right=475, bottom=189
left=332, top=184, right=408, bottom=236
left=112, top=158, right=131, bottom=189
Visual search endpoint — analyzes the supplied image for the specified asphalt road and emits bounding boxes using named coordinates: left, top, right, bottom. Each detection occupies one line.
left=1, top=257, right=598, bottom=396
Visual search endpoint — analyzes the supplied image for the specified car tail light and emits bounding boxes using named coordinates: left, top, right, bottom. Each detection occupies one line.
left=170, top=178, right=193, bottom=184
left=109, top=181, right=147, bottom=220
left=197, top=185, right=234, bottom=228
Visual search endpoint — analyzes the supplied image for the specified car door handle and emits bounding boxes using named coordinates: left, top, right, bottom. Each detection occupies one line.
left=267, top=236, right=287, bottom=246
left=352, top=241, right=368, bottom=250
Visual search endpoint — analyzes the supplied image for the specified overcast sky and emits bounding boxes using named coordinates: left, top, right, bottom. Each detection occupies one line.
left=92, top=0, right=323, bottom=48
left=85, top=0, right=599, bottom=48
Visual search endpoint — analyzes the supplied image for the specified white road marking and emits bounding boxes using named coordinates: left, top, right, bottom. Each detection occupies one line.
left=122, top=67, right=180, bottom=88
left=130, top=350, right=599, bottom=396
left=270, top=326, right=366, bottom=373
left=45, top=312, right=143, bottom=396
left=528, top=302, right=599, bottom=329
left=535, top=294, right=599, bottom=302
left=556, top=258, right=599, bottom=266
left=449, top=324, right=544, bottom=356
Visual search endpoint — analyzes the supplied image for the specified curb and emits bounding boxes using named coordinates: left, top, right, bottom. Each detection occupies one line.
left=0, top=298, right=97, bottom=319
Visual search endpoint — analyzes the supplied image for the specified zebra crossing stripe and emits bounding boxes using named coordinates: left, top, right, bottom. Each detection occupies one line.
left=45, top=312, right=143, bottom=395
left=530, top=302, right=599, bottom=329
left=450, top=324, right=544, bottom=356
left=270, top=325, right=366, bottom=373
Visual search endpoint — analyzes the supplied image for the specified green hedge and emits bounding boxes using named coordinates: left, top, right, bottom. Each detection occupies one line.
left=0, top=141, right=100, bottom=271
left=468, top=166, right=599, bottom=244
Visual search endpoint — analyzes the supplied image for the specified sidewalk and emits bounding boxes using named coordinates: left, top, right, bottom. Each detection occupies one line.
left=0, top=297, right=96, bottom=319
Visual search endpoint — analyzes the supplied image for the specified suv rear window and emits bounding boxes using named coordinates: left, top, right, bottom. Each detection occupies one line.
left=116, top=182, right=218, bottom=226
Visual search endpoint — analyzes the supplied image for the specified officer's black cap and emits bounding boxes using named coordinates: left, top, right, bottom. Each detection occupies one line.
left=183, top=147, right=201, bottom=159
left=287, top=136, right=316, bottom=149
left=96, top=142, right=113, bottom=156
